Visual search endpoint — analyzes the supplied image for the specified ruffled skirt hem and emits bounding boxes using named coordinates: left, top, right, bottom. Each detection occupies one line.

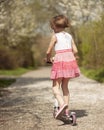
left=50, top=61, right=80, bottom=79
left=50, top=49, right=80, bottom=79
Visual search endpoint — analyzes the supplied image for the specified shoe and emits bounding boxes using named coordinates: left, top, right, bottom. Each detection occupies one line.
left=55, top=104, right=68, bottom=119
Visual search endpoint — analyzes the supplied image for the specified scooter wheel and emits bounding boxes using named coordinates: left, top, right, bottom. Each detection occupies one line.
left=70, top=113, right=77, bottom=126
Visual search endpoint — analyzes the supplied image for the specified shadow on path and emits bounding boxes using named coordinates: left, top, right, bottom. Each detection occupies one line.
left=12, top=77, right=50, bottom=87
left=72, top=109, right=88, bottom=118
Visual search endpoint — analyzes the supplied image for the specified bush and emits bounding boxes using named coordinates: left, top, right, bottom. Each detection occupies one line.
left=94, top=68, right=104, bottom=82
left=81, top=67, right=104, bottom=83
left=0, top=36, right=35, bottom=69
left=0, top=46, right=19, bottom=69
left=31, top=35, right=50, bottom=67
left=77, top=14, right=104, bottom=69
left=14, top=35, right=36, bottom=68
left=0, top=33, right=50, bottom=69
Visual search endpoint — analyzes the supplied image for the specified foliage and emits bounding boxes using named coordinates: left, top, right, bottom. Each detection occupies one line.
left=77, top=14, right=104, bottom=69
left=0, top=46, right=19, bottom=69
left=81, top=67, right=104, bottom=83
left=31, top=35, right=50, bottom=67
left=0, top=42, right=34, bottom=69
left=0, top=0, right=52, bottom=69
left=77, top=14, right=104, bottom=82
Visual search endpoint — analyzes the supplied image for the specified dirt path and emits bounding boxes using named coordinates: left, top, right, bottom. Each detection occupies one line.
left=0, top=67, right=104, bottom=130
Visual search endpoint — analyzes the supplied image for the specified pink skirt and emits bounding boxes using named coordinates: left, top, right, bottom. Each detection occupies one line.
left=50, top=49, right=80, bottom=79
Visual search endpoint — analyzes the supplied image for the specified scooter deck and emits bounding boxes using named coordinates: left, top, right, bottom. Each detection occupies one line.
left=59, top=112, right=77, bottom=125
left=60, top=115, right=72, bottom=124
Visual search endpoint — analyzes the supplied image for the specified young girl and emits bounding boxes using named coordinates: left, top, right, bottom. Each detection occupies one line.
left=46, top=15, right=80, bottom=119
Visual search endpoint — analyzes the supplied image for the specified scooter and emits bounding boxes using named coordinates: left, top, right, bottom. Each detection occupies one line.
left=53, top=99, right=77, bottom=126
left=60, top=111, right=77, bottom=126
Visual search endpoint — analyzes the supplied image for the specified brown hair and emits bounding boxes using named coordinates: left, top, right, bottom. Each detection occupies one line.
left=50, top=15, right=70, bottom=32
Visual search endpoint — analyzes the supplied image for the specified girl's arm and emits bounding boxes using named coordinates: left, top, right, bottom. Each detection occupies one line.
left=71, top=38, right=78, bottom=54
left=71, top=38, right=79, bottom=60
left=46, top=35, right=57, bottom=62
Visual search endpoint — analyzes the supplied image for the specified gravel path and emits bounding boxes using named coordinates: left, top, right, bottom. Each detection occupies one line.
left=0, top=67, right=104, bottom=130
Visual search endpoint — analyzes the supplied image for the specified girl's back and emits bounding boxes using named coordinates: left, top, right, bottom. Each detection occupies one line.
left=55, top=32, right=72, bottom=51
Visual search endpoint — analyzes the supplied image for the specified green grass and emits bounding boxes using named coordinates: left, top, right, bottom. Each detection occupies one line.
left=0, top=67, right=35, bottom=96
left=81, top=67, right=104, bottom=83
left=0, top=78, right=16, bottom=88
left=0, top=78, right=16, bottom=97
left=0, top=67, right=34, bottom=76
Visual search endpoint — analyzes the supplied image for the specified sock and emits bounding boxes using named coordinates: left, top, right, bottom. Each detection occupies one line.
left=54, top=98, right=59, bottom=108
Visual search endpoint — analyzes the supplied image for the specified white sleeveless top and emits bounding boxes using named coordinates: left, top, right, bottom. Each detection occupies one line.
left=55, top=32, right=72, bottom=51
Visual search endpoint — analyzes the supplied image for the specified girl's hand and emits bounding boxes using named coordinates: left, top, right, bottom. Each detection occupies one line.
left=50, top=57, right=54, bottom=63
left=74, top=55, right=80, bottom=64
left=44, top=57, right=54, bottom=64
left=75, top=55, right=79, bottom=60
left=44, top=57, right=52, bottom=64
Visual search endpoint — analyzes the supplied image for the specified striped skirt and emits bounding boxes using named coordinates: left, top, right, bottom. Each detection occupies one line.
left=50, top=49, right=80, bottom=79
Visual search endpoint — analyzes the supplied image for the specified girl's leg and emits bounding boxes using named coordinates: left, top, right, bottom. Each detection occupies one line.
left=54, top=98, right=59, bottom=108
left=61, top=78, right=70, bottom=114
left=52, top=78, right=69, bottom=119
left=52, top=78, right=64, bottom=106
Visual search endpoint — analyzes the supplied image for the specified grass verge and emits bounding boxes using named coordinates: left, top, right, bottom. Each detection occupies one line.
left=0, top=67, right=34, bottom=76
left=0, top=78, right=16, bottom=97
left=0, top=78, right=16, bottom=88
left=81, top=67, right=104, bottom=83
left=0, top=67, right=35, bottom=96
